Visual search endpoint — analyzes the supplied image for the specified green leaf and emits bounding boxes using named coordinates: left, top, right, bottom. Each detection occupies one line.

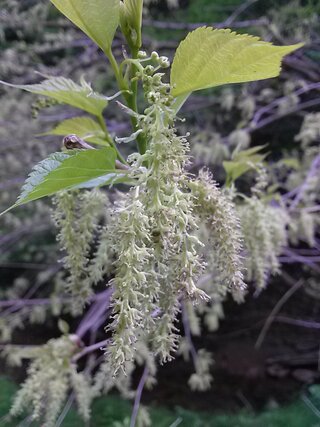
left=50, top=0, right=120, bottom=52
left=232, top=144, right=268, bottom=160
left=120, top=0, right=143, bottom=49
left=171, top=27, right=303, bottom=98
left=42, top=117, right=106, bottom=144
left=14, top=148, right=117, bottom=206
left=223, top=160, right=255, bottom=183
left=0, top=76, right=108, bottom=116
left=277, top=157, right=300, bottom=170
left=58, top=319, right=70, bottom=335
left=223, top=145, right=267, bottom=185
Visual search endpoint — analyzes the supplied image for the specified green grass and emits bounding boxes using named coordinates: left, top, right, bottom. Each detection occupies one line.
left=1, top=377, right=320, bottom=427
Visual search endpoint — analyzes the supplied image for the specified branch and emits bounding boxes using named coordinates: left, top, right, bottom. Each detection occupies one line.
left=255, top=279, right=303, bottom=349
left=142, top=17, right=269, bottom=31
left=223, top=0, right=260, bottom=27
left=250, top=82, right=320, bottom=128
left=289, top=154, right=320, bottom=212
left=130, top=366, right=149, bottom=427
left=73, top=339, right=110, bottom=362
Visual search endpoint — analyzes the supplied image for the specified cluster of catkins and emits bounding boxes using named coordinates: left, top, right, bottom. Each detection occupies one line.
left=9, top=335, right=92, bottom=426
left=106, top=53, right=246, bottom=373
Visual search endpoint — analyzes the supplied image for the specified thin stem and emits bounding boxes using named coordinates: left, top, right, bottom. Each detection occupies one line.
left=182, top=303, right=198, bottom=366
left=130, top=366, right=149, bottom=427
left=255, top=279, right=303, bottom=349
left=105, top=48, right=128, bottom=92
left=223, top=0, right=260, bottom=26
left=275, top=316, right=320, bottom=329
left=105, top=48, right=147, bottom=154
left=302, top=394, right=320, bottom=419
left=97, top=115, right=127, bottom=164
left=73, top=339, right=110, bottom=362
left=55, top=393, right=75, bottom=427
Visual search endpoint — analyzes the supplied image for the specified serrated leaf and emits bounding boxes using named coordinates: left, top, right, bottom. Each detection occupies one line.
left=0, top=76, right=108, bottom=116
left=14, top=147, right=117, bottom=206
left=42, top=117, right=106, bottom=144
left=171, top=27, right=303, bottom=98
left=50, top=0, right=120, bottom=52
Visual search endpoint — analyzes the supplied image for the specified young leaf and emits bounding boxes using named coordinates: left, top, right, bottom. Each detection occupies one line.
left=14, top=147, right=117, bottom=206
left=223, top=145, right=267, bottom=185
left=120, top=0, right=143, bottom=49
left=50, top=0, right=120, bottom=52
left=42, top=117, right=106, bottom=142
left=171, top=27, right=303, bottom=98
left=0, top=76, right=108, bottom=116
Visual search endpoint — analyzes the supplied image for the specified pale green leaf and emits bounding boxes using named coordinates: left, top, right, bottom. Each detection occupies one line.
left=224, top=145, right=267, bottom=185
left=223, top=160, right=253, bottom=183
left=171, top=27, right=303, bottom=98
left=58, top=320, right=70, bottom=335
left=15, top=147, right=117, bottom=206
left=42, top=117, right=106, bottom=143
left=278, top=157, right=300, bottom=170
left=50, top=0, right=120, bottom=52
left=0, top=76, right=108, bottom=116
left=233, top=144, right=268, bottom=160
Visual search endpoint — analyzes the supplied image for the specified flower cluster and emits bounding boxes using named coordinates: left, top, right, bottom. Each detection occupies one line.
left=52, top=189, right=109, bottom=314
left=9, top=335, right=92, bottom=427
left=238, top=198, right=289, bottom=290
left=190, top=169, right=246, bottom=299
left=107, top=53, right=246, bottom=373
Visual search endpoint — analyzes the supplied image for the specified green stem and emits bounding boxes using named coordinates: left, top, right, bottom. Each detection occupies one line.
left=105, top=47, right=147, bottom=155
left=97, top=114, right=127, bottom=165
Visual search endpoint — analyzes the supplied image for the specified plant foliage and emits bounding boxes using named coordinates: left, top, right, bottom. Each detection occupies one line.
left=171, top=27, right=303, bottom=97
left=0, top=1, right=317, bottom=426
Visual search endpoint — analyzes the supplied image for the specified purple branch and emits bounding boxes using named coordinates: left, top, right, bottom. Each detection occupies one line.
left=275, top=316, right=320, bottom=329
left=0, top=298, right=53, bottom=308
left=76, top=288, right=112, bottom=338
left=289, top=154, right=320, bottom=212
left=279, top=256, right=320, bottom=263
left=142, top=17, right=269, bottom=31
left=248, top=99, right=320, bottom=134
left=73, top=339, right=110, bottom=362
left=282, top=249, right=320, bottom=274
left=255, top=279, right=303, bottom=349
left=250, top=82, right=320, bottom=128
left=130, top=366, right=149, bottom=427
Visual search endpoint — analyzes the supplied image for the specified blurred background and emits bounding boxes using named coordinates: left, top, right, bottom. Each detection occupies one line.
left=0, top=0, right=320, bottom=425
